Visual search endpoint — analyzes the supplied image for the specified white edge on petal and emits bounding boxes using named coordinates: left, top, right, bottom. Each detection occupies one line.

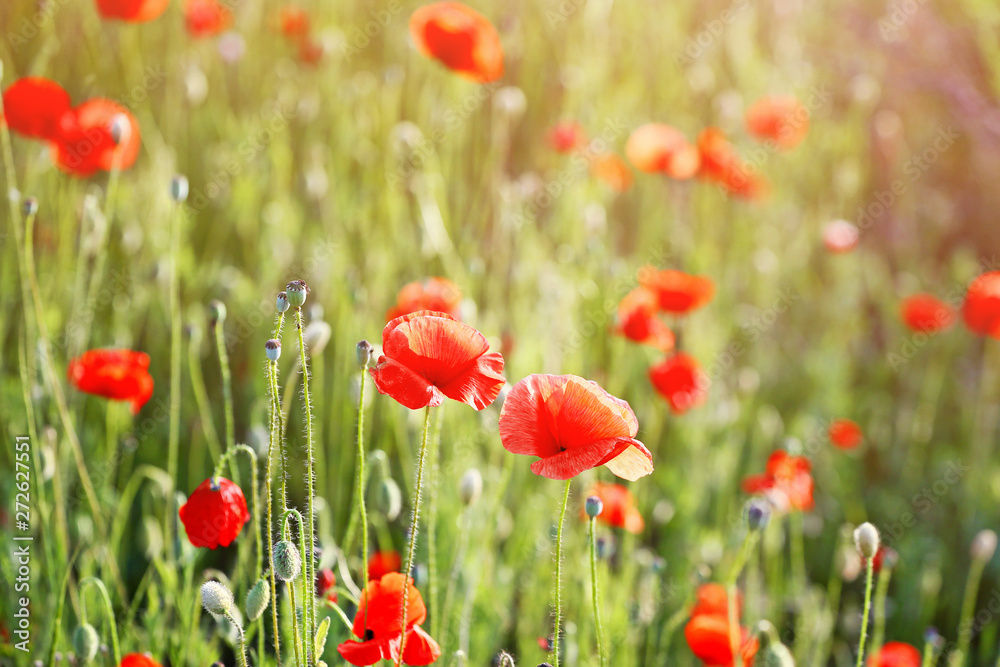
left=604, top=443, right=653, bottom=481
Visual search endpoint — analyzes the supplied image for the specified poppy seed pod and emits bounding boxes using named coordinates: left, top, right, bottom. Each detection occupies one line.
left=357, top=340, right=374, bottom=368
left=853, top=522, right=880, bottom=560
left=744, top=498, right=771, bottom=532
left=971, top=529, right=998, bottom=562
left=73, top=624, right=99, bottom=664
left=22, top=196, right=38, bottom=217
left=265, top=339, right=281, bottom=362
left=585, top=495, right=604, bottom=518
left=201, top=580, right=234, bottom=616
left=273, top=540, right=302, bottom=581
left=276, top=291, right=290, bottom=313
left=245, top=578, right=270, bottom=621
left=285, top=280, right=308, bottom=308
left=208, top=299, right=227, bottom=324
left=170, top=175, right=189, bottom=203
left=377, top=478, right=403, bottom=521
left=109, top=113, right=130, bottom=145
left=460, top=468, right=483, bottom=506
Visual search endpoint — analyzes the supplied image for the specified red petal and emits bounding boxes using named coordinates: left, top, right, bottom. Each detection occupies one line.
left=2, top=78, right=71, bottom=141
left=436, top=350, right=505, bottom=410
left=529, top=436, right=622, bottom=480
left=352, top=573, right=426, bottom=638
left=338, top=635, right=394, bottom=666
left=369, top=357, right=444, bottom=410
left=402, top=625, right=443, bottom=666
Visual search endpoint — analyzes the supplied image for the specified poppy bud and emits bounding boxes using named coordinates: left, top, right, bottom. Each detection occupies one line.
left=73, top=624, right=99, bottom=664
left=357, top=340, right=374, bottom=368
left=753, top=621, right=794, bottom=667
left=304, top=320, right=331, bottom=355
left=585, top=495, right=604, bottom=518
left=265, top=339, right=281, bottom=362
left=209, top=299, right=227, bottom=324
left=744, top=498, right=771, bottom=532
left=285, top=280, right=308, bottom=308
left=853, top=522, right=880, bottom=560
left=201, top=580, right=234, bottom=616
left=273, top=540, right=302, bottom=581
left=245, top=578, right=270, bottom=621
left=170, top=175, right=189, bottom=203
left=22, top=196, right=38, bottom=217
left=276, top=291, right=290, bottom=313
left=971, top=529, right=998, bottom=562
left=377, top=478, right=402, bottom=521
left=460, top=468, right=483, bottom=506
left=924, top=627, right=944, bottom=651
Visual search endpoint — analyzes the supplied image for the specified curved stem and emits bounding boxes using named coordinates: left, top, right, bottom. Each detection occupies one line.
left=226, top=612, right=250, bottom=667
left=79, top=577, right=122, bottom=666
left=295, top=307, right=317, bottom=664
left=856, top=557, right=875, bottom=667
left=589, top=517, right=607, bottom=667
left=165, top=200, right=183, bottom=559
left=552, top=479, right=572, bottom=667
left=395, top=406, right=434, bottom=667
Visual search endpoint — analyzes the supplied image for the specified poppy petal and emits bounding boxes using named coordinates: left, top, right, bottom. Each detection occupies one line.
left=602, top=440, right=654, bottom=481
left=401, top=625, right=443, bottom=666
left=436, top=350, right=505, bottom=409
left=338, top=635, right=394, bottom=666
left=529, top=436, right=621, bottom=480
left=2, top=78, right=71, bottom=141
left=369, top=357, right=445, bottom=410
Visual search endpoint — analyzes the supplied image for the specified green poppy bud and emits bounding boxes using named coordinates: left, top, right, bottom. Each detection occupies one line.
left=208, top=299, right=227, bottom=324
left=170, top=175, right=189, bottom=203
left=357, top=340, right=374, bottom=368
left=853, top=522, right=880, bottom=560
left=276, top=291, right=290, bottom=313
left=460, top=469, right=483, bottom=506
left=585, top=495, right=603, bottom=518
left=246, top=578, right=270, bottom=621
left=285, top=280, right=308, bottom=308
left=274, top=540, right=302, bottom=581
left=73, top=624, right=99, bottom=664
left=201, top=580, right=234, bottom=616
left=265, top=339, right=281, bottom=362
left=377, top=478, right=403, bottom=521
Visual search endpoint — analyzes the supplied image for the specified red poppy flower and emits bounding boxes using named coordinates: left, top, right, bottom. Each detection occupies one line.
left=337, top=573, right=442, bottom=666
left=317, top=568, right=338, bottom=603
left=1, top=78, right=72, bottom=141
left=638, top=268, right=715, bottom=314
left=742, top=451, right=814, bottom=512
left=828, top=419, right=863, bottom=450
left=52, top=99, right=141, bottom=177
left=178, top=477, right=250, bottom=549
left=625, top=123, right=701, bottom=179
left=499, top=374, right=653, bottom=481
left=613, top=287, right=675, bottom=351
left=867, top=642, right=921, bottom=667
left=369, top=311, right=505, bottom=411
left=649, top=353, right=709, bottom=414
left=582, top=482, right=644, bottom=533
left=120, top=655, right=164, bottom=667
left=298, top=38, right=324, bottom=65
left=823, top=219, right=860, bottom=253
left=369, top=550, right=402, bottom=580
left=900, top=294, right=955, bottom=333
left=696, top=128, right=769, bottom=200
left=685, top=613, right=758, bottom=666
left=95, top=0, right=170, bottom=22
left=276, top=5, right=310, bottom=38
left=745, top=95, right=809, bottom=150
left=67, top=349, right=154, bottom=414
left=963, top=272, right=1000, bottom=338
left=387, top=278, right=462, bottom=321
left=547, top=121, right=587, bottom=153
left=590, top=153, right=633, bottom=192
left=690, top=583, right=741, bottom=619
left=184, top=0, right=232, bottom=37
left=409, top=2, right=504, bottom=83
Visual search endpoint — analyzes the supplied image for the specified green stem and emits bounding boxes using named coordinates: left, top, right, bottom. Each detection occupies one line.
left=395, top=406, right=434, bottom=667
left=214, top=314, right=236, bottom=454
left=589, top=517, right=607, bottom=667
left=79, top=577, right=122, bottom=667
left=357, top=367, right=371, bottom=636
left=441, top=506, right=471, bottom=650
left=727, top=530, right=758, bottom=667
left=950, top=557, right=987, bottom=667
left=428, top=406, right=445, bottom=638
left=295, top=307, right=317, bottom=664
left=856, top=558, right=875, bottom=667
left=871, top=563, right=894, bottom=657
left=187, top=327, right=222, bottom=462
left=166, top=198, right=183, bottom=559
left=226, top=612, right=250, bottom=667
left=284, top=509, right=306, bottom=667
left=553, top=479, right=572, bottom=667
left=266, top=357, right=282, bottom=666
left=921, top=639, right=937, bottom=667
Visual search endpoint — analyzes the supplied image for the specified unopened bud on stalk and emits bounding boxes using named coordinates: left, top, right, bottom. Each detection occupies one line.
left=265, top=339, right=281, bottom=362
left=246, top=578, right=270, bottom=621
left=744, top=498, right=771, bottom=532
left=201, top=580, right=234, bottom=616
left=752, top=621, right=794, bottom=667
left=304, top=320, right=332, bottom=355
left=460, top=468, right=483, bottom=506
left=378, top=478, right=403, bottom=521
left=73, top=624, right=99, bottom=664
left=208, top=299, right=226, bottom=324
left=110, top=114, right=129, bottom=145
left=170, top=175, right=189, bottom=203
left=357, top=340, right=374, bottom=368
left=585, top=495, right=603, bottom=518
left=853, top=522, right=880, bottom=560
left=22, top=196, right=38, bottom=217
left=971, top=529, right=997, bottom=562
left=285, top=280, right=308, bottom=308
left=273, top=540, right=302, bottom=581
left=276, top=291, right=290, bottom=313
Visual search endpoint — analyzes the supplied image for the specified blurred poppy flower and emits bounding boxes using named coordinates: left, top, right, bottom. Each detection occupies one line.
left=67, top=349, right=153, bottom=414
left=369, top=311, right=505, bottom=410
left=52, top=99, right=141, bottom=177
left=1, top=78, right=71, bottom=141
left=828, top=418, right=863, bottom=450
left=823, top=219, right=860, bottom=253
left=184, top=0, right=232, bottom=37
left=316, top=568, right=338, bottom=603
left=387, top=277, right=462, bottom=321
left=867, top=642, right=921, bottom=667
left=590, top=153, right=633, bottom=192
left=547, top=121, right=587, bottom=153
left=369, top=550, right=403, bottom=580
left=625, top=123, right=700, bottom=179
left=690, top=583, right=740, bottom=618
left=582, top=482, right=644, bottom=533
left=901, top=294, right=955, bottom=333
left=963, top=272, right=1000, bottom=338
left=685, top=608, right=757, bottom=666
left=499, top=374, right=653, bottom=481
left=613, top=287, right=675, bottom=351
left=742, top=451, right=814, bottom=512
left=276, top=5, right=310, bottom=37
left=120, top=655, right=164, bottom=667
left=298, top=38, right=324, bottom=65
left=649, top=353, right=709, bottom=414
left=337, top=573, right=442, bottom=666
left=178, top=477, right=250, bottom=549
left=409, top=2, right=503, bottom=83
left=95, top=0, right=170, bottom=22
left=639, top=268, right=715, bottom=314
left=745, top=95, right=809, bottom=150
left=696, top=128, right=769, bottom=200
